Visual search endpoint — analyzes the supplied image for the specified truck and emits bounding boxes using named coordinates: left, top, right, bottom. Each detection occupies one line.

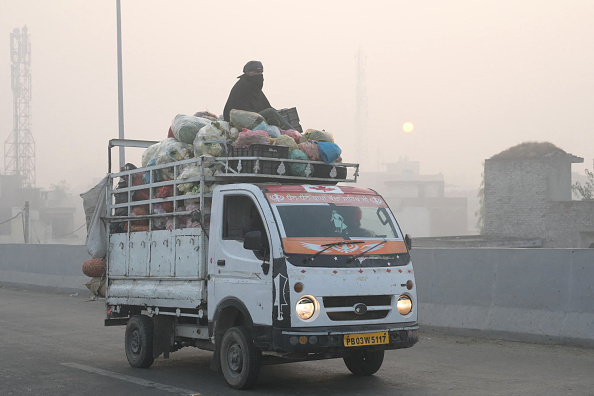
left=102, top=138, right=418, bottom=389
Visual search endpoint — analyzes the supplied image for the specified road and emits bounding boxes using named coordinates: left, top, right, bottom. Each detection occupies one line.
left=1, top=285, right=593, bottom=396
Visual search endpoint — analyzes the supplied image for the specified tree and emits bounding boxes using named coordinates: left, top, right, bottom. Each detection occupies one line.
left=572, top=169, right=594, bottom=200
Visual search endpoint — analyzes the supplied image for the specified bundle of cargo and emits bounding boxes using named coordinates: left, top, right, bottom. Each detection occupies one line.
left=105, top=108, right=357, bottom=236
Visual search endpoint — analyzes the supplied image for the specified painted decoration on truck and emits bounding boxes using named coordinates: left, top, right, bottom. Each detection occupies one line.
left=283, top=238, right=407, bottom=255
left=273, top=273, right=289, bottom=320
left=265, top=192, right=387, bottom=207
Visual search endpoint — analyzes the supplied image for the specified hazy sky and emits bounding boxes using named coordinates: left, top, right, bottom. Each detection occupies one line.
left=1, top=0, right=593, bottom=194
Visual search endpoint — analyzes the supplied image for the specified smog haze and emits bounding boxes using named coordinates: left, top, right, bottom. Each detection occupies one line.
left=1, top=0, right=593, bottom=194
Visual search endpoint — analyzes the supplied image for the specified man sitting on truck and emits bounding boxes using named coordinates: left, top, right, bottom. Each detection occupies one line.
left=223, top=60, right=294, bottom=130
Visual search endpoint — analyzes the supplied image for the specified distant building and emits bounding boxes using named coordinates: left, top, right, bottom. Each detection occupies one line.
left=0, top=175, right=79, bottom=244
left=483, top=142, right=594, bottom=248
left=360, top=159, right=468, bottom=237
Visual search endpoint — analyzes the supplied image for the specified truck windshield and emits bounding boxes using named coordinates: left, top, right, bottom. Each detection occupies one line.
left=274, top=204, right=400, bottom=239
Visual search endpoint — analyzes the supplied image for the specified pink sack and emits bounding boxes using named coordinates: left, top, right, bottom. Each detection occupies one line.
left=234, top=128, right=270, bottom=148
left=298, top=141, right=321, bottom=161
left=281, top=129, right=302, bottom=144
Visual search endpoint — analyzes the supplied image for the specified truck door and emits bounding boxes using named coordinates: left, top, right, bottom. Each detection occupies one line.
left=209, top=192, right=273, bottom=327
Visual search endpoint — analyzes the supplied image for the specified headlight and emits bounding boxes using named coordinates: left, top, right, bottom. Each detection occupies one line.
left=296, top=296, right=317, bottom=320
left=397, top=294, right=413, bottom=315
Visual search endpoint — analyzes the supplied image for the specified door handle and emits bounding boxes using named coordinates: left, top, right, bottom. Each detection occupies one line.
left=217, top=259, right=226, bottom=267
left=261, top=262, right=270, bottom=275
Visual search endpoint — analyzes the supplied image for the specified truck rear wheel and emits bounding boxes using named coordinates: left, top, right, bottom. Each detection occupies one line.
left=343, top=348, right=384, bottom=376
left=125, top=315, right=155, bottom=368
left=220, top=326, right=261, bottom=389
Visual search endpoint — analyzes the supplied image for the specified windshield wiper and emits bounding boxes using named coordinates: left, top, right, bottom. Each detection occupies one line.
left=303, top=241, right=365, bottom=263
left=347, top=240, right=387, bottom=263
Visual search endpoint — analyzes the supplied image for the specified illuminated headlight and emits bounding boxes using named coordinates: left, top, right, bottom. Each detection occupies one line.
left=397, top=294, right=413, bottom=315
left=296, top=296, right=317, bottom=320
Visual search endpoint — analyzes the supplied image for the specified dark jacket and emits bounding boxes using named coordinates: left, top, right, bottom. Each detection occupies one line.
left=223, top=75, right=271, bottom=122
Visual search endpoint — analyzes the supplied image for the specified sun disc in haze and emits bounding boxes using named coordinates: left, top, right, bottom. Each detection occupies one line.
left=402, top=122, right=415, bottom=133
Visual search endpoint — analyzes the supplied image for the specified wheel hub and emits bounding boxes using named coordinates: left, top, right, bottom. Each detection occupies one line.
left=130, top=330, right=141, bottom=354
left=227, top=343, right=243, bottom=373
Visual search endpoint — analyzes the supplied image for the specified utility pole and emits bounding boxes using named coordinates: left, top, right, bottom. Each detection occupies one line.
left=24, top=201, right=30, bottom=243
left=116, top=0, right=125, bottom=169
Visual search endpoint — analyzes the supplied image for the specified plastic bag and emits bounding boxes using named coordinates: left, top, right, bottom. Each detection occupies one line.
left=298, top=141, right=321, bottom=161
left=281, top=129, right=302, bottom=144
left=142, top=138, right=194, bottom=179
left=300, top=129, right=334, bottom=143
left=193, top=122, right=231, bottom=157
left=288, top=149, right=314, bottom=177
left=230, top=109, right=265, bottom=130
left=316, top=141, right=342, bottom=164
left=234, top=129, right=271, bottom=148
left=271, top=135, right=298, bottom=151
left=253, top=121, right=281, bottom=138
left=81, top=176, right=108, bottom=258
left=193, top=110, right=219, bottom=121
left=171, top=114, right=212, bottom=144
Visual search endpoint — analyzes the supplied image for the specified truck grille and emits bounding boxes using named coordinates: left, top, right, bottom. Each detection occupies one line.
left=323, top=295, right=393, bottom=321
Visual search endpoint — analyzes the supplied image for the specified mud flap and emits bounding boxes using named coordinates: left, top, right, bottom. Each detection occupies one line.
left=210, top=338, right=221, bottom=372
left=153, top=316, right=174, bottom=359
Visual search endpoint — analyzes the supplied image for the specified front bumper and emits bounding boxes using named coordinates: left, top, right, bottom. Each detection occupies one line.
left=271, top=322, right=419, bottom=354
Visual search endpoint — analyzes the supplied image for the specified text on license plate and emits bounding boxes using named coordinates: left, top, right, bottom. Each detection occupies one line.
left=344, top=332, right=389, bottom=347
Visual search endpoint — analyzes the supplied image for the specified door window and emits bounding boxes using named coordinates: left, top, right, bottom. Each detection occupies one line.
left=222, top=195, right=269, bottom=259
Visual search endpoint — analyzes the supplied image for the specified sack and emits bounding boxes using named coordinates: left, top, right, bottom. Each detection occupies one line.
left=81, top=176, right=108, bottom=258
left=300, top=129, right=334, bottom=143
left=281, top=129, right=302, bottom=144
left=316, top=141, right=342, bottom=164
left=141, top=138, right=194, bottom=180
left=193, top=110, right=219, bottom=121
left=253, top=121, right=281, bottom=138
left=234, top=129, right=271, bottom=148
left=85, top=276, right=106, bottom=297
left=171, top=114, right=212, bottom=144
left=193, top=122, right=230, bottom=157
left=82, top=258, right=106, bottom=278
left=271, top=135, right=298, bottom=151
left=298, top=141, right=321, bottom=161
left=230, top=109, right=265, bottom=130
left=288, top=149, right=314, bottom=177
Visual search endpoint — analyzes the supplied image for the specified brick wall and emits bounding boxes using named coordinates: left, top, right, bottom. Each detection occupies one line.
left=484, top=157, right=594, bottom=247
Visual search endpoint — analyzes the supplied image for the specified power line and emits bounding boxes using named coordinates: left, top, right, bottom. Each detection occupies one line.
left=0, top=212, right=22, bottom=226
left=56, top=223, right=86, bottom=237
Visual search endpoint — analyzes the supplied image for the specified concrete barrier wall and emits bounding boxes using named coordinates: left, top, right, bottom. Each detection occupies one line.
left=0, top=244, right=91, bottom=294
left=411, top=248, right=594, bottom=347
left=1, top=244, right=593, bottom=346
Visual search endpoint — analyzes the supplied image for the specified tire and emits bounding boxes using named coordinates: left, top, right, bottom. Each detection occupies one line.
left=125, top=315, right=155, bottom=368
left=220, top=326, right=261, bottom=389
left=343, top=348, right=385, bottom=376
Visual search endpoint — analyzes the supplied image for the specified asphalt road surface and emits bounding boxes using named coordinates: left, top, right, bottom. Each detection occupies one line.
left=1, top=285, right=593, bottom=396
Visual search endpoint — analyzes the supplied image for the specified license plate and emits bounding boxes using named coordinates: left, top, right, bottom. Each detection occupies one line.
left=344, top=331, right=389, bottom=347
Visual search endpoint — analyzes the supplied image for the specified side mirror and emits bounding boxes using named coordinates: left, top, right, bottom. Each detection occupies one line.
left=244, top=231, right=264, bottom=251
left=404, top=234, right=412, bottom=251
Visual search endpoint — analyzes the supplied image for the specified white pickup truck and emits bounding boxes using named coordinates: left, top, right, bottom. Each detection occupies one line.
left=103, top=139, right=418, bottom=389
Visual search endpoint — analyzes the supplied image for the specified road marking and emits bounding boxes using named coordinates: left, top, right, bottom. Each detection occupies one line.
left=61, top=362, right=200, bottom=395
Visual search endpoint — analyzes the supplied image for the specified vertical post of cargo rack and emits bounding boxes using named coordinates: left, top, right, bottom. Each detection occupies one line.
left=105, top=172, right=112, bottom=289
left=199, top=156, right=207, bottom=279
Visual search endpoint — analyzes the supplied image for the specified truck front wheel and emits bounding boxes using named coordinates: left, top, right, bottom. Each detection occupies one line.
left=220, top=326, right=261, bottom=389
left=343, top=348, right=384, bottom=376
left=125, top=315, right=155, bottom=368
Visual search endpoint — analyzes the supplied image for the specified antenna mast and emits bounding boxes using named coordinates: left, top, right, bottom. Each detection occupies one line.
left=5, top=26, right=35, bottom=188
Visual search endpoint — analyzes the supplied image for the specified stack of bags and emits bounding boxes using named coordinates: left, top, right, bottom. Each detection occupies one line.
left=125, top=109, right=344, bottom=230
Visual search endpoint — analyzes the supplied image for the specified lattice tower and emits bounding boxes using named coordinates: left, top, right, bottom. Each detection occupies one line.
left=4, top=26, right=35, bottom=188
